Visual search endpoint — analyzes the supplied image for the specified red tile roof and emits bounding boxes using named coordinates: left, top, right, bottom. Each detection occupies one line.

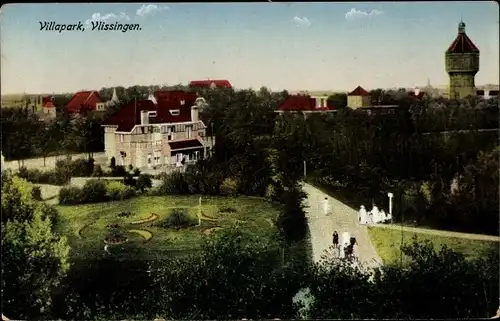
left=277, top=95, right=334, bottom=112
left=103, top=91, right=197, bottom=132
left=446, top=25, right=479, bottom=54
left=153, top=90, right=198, bottom=102
left=42, top=96, right=55, bottom=108
left=169, top=139, right=204, bottom=150
left=348, top=86, right=371, bottom=96
left=189, top=80, right=232, bottom=89
left=66, top=91, right=102, bottom=113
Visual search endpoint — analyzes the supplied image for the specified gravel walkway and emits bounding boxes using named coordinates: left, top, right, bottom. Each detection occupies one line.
left=302, top=182, right=382, bottom=271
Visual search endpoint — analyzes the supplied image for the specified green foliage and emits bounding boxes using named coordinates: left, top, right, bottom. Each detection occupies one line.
left=109, top=157, right=116, bottom=169
left=220, top=177, right=239, bottom=196
left=81, top=179, right=107, bottom=203
left=91, top=165, right=104, bottom=177
left=157, top=208, right=196, bottom=229
left=31, top=186, right=42, bottom=201
left=136, top=174, right=152, bottom=192
left=59, top=186, right=84, bottom=205
left=106, top=181, right=135, bottom=201
left=1, top=173, right=70, bottom=319
left=276, top=185, right=308, bottom=243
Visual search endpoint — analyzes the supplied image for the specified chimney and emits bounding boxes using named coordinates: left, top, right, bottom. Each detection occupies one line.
left=140, top=110, right=149, bottom=125
left=191, top=105, right=199, bottom=122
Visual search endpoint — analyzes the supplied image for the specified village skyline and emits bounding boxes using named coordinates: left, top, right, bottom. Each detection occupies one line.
left=1, top=2, right=499, bottom=94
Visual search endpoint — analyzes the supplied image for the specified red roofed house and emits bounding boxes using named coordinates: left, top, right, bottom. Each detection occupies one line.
left=66, top=90, right=103, bottom=114
left=102, top=91, right=213, bottom=171
left=275, top=94, right=336, bottom=118
left=347, top=86, right=371, bottom=109
left=39, top=96, right=56, bottom=121
left=188, top=79, right=233, bottom=89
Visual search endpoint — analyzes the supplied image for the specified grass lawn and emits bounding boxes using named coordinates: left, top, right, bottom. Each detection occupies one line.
left=368, top=226, right=499, bottom=265
left=55, top=195, right=280, bottom=260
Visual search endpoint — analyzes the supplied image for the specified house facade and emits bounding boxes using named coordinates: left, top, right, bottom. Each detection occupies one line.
left=275, top=94, right=336, bottom=119
left=102, top=91, right=213, bottom=171
left=347, top=86, right=372, bottom=109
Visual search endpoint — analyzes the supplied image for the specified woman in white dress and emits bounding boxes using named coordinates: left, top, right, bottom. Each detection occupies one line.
left=323, top=197, right=329, bottom=216
left=379, top=209, right=387, bottom=223
left=371, top=205, right=380, bottom=224
left=359, top=205, right=368, bottom=225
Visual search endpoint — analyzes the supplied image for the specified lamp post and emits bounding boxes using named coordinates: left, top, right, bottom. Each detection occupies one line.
left=303, top=160, right=307, bottom=178
left=387, top=192, right=394, bottom=223
left=198, top=196, right=202, bottom=226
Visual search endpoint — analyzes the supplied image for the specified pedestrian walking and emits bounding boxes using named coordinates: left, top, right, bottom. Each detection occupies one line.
left=323, top=197, right=329, bottom=216
left=332, top=231, right=339, bottom=256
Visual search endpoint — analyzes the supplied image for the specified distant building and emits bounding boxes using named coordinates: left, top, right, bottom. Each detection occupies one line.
left=101, top=90, right=213, bottom=171
left=38, top=96, right=56, bottom=121
left=188, top=80, right=232, bottom=89
left=347, top=86, right=371, bottom=109
left=275, top=94, right=336, bottom=118
left=66, top=88, right=120, bottom=114
left=445, top=20, right=480, bottom=99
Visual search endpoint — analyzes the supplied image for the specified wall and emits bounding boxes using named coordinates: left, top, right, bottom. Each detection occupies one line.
left=347, top=95, right=372, bottom=109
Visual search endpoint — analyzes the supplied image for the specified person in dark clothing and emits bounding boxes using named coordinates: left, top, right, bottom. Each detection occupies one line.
left=350, top=237, right=357, bottom=247
left=332, top=231, right=339, bottom=256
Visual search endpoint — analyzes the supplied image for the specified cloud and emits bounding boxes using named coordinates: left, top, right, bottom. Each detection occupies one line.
left=293, top=16, right=312, bottom=27
left=345, top=8, right=383, bottom=20
left=85, top=12, right=130, bottom=26
left=136, top=4, right=169, bottom=17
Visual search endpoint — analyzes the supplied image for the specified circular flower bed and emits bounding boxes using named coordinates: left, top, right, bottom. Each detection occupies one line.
left=130, top=213, right=159, bottom=225
left=200, top=226, right=222, bottom=236
left=128, top=229, right=153, bottom=243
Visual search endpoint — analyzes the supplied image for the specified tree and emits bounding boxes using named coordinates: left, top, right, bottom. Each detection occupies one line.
left=327, top=93, right=347, bottom=108
left=1, top=173, right=70, bottom=319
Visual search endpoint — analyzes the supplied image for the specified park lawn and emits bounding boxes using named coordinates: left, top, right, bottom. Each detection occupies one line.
left=55, top=195, right=280, bottom=260
left=368, top=226, right=499, bottom=265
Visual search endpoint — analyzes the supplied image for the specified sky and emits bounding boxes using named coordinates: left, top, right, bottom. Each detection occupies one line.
left=0, top=2, right=498, bottom=94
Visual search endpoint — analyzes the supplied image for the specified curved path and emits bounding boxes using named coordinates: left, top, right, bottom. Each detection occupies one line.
left=301, top=182, right=382, bottom=270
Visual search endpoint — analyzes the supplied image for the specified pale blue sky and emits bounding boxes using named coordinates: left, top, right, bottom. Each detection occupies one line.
left=0, top=2, right=498, bottom=94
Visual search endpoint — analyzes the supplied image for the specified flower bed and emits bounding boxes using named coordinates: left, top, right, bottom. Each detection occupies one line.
left=128, top=229, right=153, bottom=243
left=130, top=213, right=159, bottom=225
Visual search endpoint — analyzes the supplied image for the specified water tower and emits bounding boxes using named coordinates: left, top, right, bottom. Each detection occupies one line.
left=445, top=20, right=480, bottom=99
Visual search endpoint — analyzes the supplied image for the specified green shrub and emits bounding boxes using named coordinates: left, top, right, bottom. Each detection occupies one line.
left=220, top=177, right=239, bottom=196
left=32, top=186, right=42, bottom=201
left=17, top=167, right=61, bottom=185
left=136, top=174, right=152, bottom=192
left=158, top=172, right=189, bottom=195
left=111, top=165, right=127, bottom=177
left=92, top=165, right=104, bottom=177
left=106, top=181, right=135, bottom=201
left=59, top=186, right=83, bottom=205
left=110, top=157, right=116, bottom=168
left=81, top=180, right=108, bottom=203
left=219, top=207, right=237, bottom=213
left=158, top=208, right=196, bottom=229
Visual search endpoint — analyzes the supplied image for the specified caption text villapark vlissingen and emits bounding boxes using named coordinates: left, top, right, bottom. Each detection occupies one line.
left=39, top=21, right=142, bottom=33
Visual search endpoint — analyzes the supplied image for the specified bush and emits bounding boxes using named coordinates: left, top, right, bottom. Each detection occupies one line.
left=59, top=186, right=83, bottom=205
left=17, top=167, right=61, bottom=185
left=32, top=186, right=42, bottom=201
left=111, top=165, right=127, bottom=177
left=106, top=181, right=135, bottom=201
left=136, top=174, right=152, bottom=192
left=133, top=168, right=141, bottom=176
left=158, top=172, right=189, bottom=195
left=158, top=208, right=196, bottom=229
left=219, top=207, right=237, bottom=214
left=118, top=211, right=132, bottom=218
left=110, top=157, right=116, bottom=169
left=92, top=165, right=104, bottom=177
left=220, top=177, right=239, bottom=196
left=276, top=185, right=308, bottom=243
left=81, top=180, right=108, bottom=203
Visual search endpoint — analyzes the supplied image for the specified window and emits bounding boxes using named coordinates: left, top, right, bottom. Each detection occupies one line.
left=153, top=127, right=160, bottom=133
left=120, top=134, right=124, bottom=143
left=148, top=111, right=157, bottom=117
left=141, top=127, right=145, bottom=134
left=169, top=109, right=180, bottom=116
left=147, top=154, right=152, bottom=164
left=195, top=151, right=200, bottom=160
left=186, top=125, right=192, bottom=139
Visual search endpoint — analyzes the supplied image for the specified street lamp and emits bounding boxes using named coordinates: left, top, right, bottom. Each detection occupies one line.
left=303, top=160, right=307, bottom=178
left=387, top=192, right=394, bottom=223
